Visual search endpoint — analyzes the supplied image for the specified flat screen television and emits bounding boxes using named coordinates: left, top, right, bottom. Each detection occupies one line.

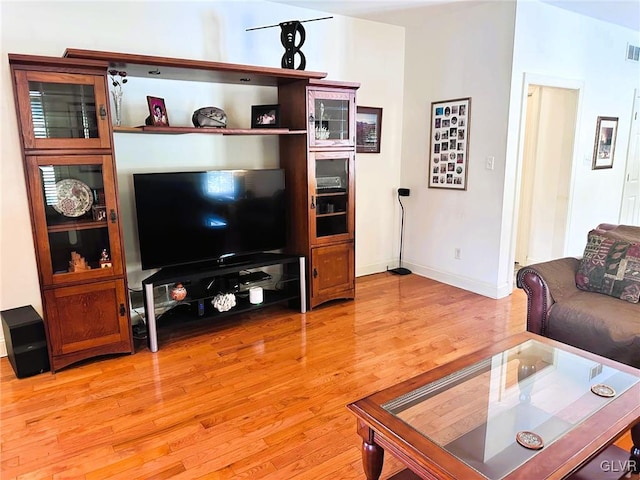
left=133, top=169, right=286, bottom=270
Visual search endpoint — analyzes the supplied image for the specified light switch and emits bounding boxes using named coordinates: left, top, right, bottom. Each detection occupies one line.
left=486, top=156, right=495, bottom=170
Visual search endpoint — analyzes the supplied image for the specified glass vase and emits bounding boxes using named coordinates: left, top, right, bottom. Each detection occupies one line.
left=111, top=90, right=123, bottom=127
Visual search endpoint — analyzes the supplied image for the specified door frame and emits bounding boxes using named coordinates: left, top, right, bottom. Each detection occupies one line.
left=507, top=73, right=584, bottom=292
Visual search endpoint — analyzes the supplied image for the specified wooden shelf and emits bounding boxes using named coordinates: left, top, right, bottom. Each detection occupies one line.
left=316, top=191, right=347, bottom=197
left=63, top=48, right=327, bottom=85
left=47, top=219, right=107, bottom=233
left=113, top=126, right=307, bottom=136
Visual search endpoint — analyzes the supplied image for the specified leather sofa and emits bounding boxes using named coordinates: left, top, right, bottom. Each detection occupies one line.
left=516, top=224, right=640, bottom=368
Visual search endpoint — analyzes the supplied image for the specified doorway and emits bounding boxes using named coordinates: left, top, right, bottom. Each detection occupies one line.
left=619, top=88, right=640, bottom=225
left=515, top=84, right=579, bottom=267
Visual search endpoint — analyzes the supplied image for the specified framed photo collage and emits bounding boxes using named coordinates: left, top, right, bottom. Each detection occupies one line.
left=428, top=97, right=471, bottom=190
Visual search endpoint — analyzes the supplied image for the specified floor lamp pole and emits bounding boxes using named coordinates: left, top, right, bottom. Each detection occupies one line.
left=389, top=188, right=411, bottom=275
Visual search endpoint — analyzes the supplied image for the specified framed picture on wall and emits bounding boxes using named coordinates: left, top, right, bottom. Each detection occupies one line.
left=592, top=116, right=618, bottom=169
left=428, top=97, right=471, bottom=190
left=356, top=106, right=382, bottom=153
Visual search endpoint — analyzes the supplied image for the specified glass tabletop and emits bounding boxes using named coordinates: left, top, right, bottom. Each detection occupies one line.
left=382, top=339, right=639, bottom=480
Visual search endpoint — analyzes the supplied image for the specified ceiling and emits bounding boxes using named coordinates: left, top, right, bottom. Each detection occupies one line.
left=269, top=0, right=640, bottom=31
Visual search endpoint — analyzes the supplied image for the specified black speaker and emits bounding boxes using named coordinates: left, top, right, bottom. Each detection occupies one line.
left=389, top=187, right=412, bottom=275
left=1, top=306, right=50, bottom=378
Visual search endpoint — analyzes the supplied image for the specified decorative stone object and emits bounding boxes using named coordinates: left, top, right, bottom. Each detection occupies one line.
left=192, top=107, right=227, bottom=128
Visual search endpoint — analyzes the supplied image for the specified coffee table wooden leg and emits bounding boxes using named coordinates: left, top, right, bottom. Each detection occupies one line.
left=362, top=430, right=384, bottom=480
left=631, top=423, right=640, bottom=473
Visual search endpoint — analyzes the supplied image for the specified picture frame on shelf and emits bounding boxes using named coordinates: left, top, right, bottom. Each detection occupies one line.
left=146, top=96, right=169, bottom=126
left=592, top=116, right=618, bottom=169
left=91, top=205, right=107, bottom=222
left=251, top=104, right=280, bottom=128
left=356, top=106, right=382, bottom=153
left=428, top=97, right=471, bottom=190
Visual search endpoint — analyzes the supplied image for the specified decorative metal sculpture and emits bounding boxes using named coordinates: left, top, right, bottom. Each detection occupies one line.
left=279, top=21, right=306, bottom=70
left=247, top=16, right=332, bottom=71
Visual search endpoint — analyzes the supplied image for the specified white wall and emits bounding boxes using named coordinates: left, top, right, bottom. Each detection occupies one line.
left=370, top=1, right=518, bottom=298
left=366, top=0, right=638, bottom=299
left=0, top=1, right=405, bottom=354
left=502, top=0, right=640, bottom=293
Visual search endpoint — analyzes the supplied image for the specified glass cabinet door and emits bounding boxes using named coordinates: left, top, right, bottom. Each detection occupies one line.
left=311, top=151, right=355, bottom=244
left=308, top=89, right=355, bottom=148
left=26, top=155, right=123, bottom=286
left=13, top=70, right=111, bottom=150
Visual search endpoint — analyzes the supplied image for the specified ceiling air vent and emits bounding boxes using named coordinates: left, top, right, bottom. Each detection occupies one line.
left=627, top=43, right=639, bottom=62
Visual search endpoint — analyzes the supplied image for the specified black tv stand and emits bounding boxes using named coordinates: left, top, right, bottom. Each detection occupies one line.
left=239, top=270, right=271, bottom=284
left=141, top=253, right=306, bottom=352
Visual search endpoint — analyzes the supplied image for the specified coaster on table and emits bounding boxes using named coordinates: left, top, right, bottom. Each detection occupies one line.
left=590, top=384, right=615, bottom=398
left=516, top=431, right=544, bottom=450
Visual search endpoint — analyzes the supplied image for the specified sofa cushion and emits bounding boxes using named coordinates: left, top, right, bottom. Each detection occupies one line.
left=575, top=229, right=640, bottom=303
left=546, top=290, right=640, bottom=368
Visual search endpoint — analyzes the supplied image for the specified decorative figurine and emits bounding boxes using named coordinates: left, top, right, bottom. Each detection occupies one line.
left=99, top=249, right=112, bottom=269
left=69, top=251, right=91, bottom=272
left=170, top=283, right=187, bottom=301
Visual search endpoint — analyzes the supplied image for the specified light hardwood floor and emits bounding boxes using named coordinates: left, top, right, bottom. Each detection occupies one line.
left=0, top=273, right=631, bottom=479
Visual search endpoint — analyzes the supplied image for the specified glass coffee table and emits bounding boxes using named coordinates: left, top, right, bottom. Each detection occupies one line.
left=347, top=333, right=640, bottom=480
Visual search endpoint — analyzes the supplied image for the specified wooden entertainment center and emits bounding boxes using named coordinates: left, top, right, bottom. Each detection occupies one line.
left=8, top=49, right=359, bottom=369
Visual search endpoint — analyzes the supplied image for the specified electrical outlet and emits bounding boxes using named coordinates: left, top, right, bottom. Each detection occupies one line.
left=454, top=248, right=461, bottom=260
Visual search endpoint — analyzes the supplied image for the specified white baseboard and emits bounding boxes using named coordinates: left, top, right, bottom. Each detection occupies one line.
left=356, top=260, right=511, bottom=299
left=356, top=260, right=397, bottom=277
left=404, top=261, right=511, bottom=299
left=0, top=334, right=6, bottom=357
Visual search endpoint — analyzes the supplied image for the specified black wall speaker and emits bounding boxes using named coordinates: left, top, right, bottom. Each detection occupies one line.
left=1, top=305, right=50, bottom=378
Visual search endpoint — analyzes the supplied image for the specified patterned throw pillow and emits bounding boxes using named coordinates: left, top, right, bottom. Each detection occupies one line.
left=575, top=230, right=640, bottom=303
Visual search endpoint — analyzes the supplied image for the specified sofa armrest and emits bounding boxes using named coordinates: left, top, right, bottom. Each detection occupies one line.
left=516, top=257, right=581, bottom=336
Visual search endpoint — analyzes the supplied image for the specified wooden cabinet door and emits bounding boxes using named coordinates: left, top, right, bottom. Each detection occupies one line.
left=309, top=150, right=355, bottom=246
left=310, top=243, right=355, bottom=308
left=43, top=279, right=132, bottom=371
left=308, top=88, right=355, bottom=148
left=12, top=69, right=111, bottom=150
left=25, top=155, right=124, bottom=286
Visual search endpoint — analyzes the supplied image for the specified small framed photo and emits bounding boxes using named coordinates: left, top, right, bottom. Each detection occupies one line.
left=91, top=205, right=107, bottom=222
left=356, top=106, right=382, bottom=153
left=428, top=97, right=471, bottom=190
left=592, top=116, right=618, bottom=169
left=147, top=96, right=169, bottom=126
left=251, top=104, right=280, bottom=128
